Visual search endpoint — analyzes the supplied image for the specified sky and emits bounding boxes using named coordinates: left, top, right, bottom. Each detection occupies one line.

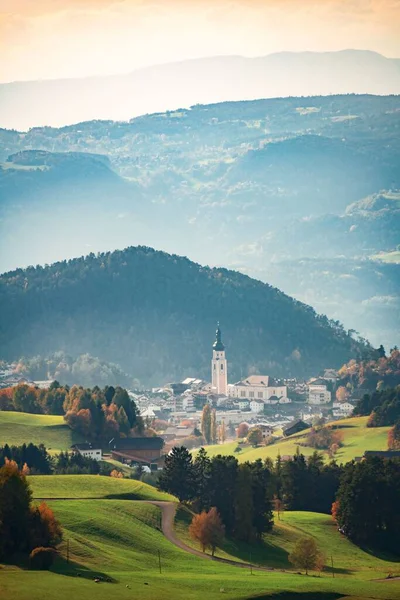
left=1, top=0, right=400, bottom=83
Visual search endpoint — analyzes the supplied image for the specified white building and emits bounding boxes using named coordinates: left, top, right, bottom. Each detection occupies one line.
left=308, top=384, right=331, bottom=405
left=211, top=323, right=228, bottom=395
left=250, top=399, right=265, bottom=413
left=237, top=399, right=250, bottom=410
left=332, top=401, right=354, bottom=417
left=228, top=375, right=287, bottom=402
left=71, top=443, right=102, bottom=461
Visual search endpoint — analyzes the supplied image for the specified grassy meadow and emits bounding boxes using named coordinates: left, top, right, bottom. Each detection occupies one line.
left=199, top=417, right=390, bottom=464
left=1, top=475, right=399, bottom=600
left=0, top=411, right=82, bottom=452
left=29, top=474, right=174, bottom=501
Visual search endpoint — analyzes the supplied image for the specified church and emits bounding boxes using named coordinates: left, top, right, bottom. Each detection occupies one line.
left=210, top=323, right=288, bottom=402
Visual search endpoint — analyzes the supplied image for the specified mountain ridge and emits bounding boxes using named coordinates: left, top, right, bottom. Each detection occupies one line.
left=1, top=50, right=399, bottom=130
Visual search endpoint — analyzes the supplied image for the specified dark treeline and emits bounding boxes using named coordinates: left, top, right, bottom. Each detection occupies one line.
left=158, top=447, right=342, bottom=542
left=0, top=444, right=112, bottom=476
left=0, top=382, right=142, bottom=441
left=334, top=456, right=400, bottom=553
left=353, top=386, right=400, bottom=427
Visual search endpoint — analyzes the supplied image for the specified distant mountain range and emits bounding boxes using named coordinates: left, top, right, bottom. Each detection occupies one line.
left=1, top=50, right=400, bottom=130
left=0, top=94, right=399, bottom=349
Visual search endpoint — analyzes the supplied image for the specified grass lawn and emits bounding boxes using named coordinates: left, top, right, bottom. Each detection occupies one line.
left=0, top=411, right=82, bottom=451
left=1, top=497, right=399, bottom=600
left=199, top=417, right=390, bottom=464
left=175, top=506, right=400, bottom=580
left=29, top=474, right=175, bottom=501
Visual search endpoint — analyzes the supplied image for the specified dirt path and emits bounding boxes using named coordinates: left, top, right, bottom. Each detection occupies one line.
left=148, top=501, right=273, bottom=571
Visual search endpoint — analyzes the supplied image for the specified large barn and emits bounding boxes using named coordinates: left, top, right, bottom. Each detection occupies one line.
left=109, top=437, right=164, bottom=467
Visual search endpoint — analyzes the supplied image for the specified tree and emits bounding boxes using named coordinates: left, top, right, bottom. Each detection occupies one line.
left=248, top=428, right=263, bottom=447
left=0, top=460, right=32, bottom=558
left=388, top=421, right=400, bottom=449
left=288, top=537, right=322, bottom=575
left=315, top=551, right=326, bottom=576
left=201, top=404, right=212, bottom=444
left=218, top=421, right=226, bottom=443
left=273, top=494, right=285, bottom=520
left=158, top=446, right=196, bottom=502
left=210, top=409, right=217, bottom=444
left=110, top=469, right=124, bottom=478
left=234, top=464, right=254, bottom=542
left=335, top=386, right=349, bottom=403
left=189, top=507, right=225, bottom=556
left=237, top=422, right=249, bottom=438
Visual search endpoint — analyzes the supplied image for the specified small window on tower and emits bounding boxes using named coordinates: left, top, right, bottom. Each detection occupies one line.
left=213, top=364, right=216, bottom=370
left=221, top=364, right=223, bottom=370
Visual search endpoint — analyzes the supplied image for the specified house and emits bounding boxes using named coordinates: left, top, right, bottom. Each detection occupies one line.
left=238, top=399, right=250, bottom=410
left=161, top=426, right=190, bottom=442
left=228, top=375, right=288, bottom=402
left=308, top=383, right=331, bottom=405
left=282, top=419, right=309, bottom=437
left=71, top=443, right=102, bottom=461
left=251, top=423, right=274, bottom=439
left=249, top=399, right=265, bottom=413
left=109, top=437, right=164, bottom=466
left=323, top=369, right=339, bottom=383
left=332, top=402, right=354, bottom=417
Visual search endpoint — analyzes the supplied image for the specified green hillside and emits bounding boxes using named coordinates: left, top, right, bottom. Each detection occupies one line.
left=1, top=493, right=399, bottom=600
left=201, top=417, right=390, bottom=464
left=0, top=411, right=81, bottom=451
left=29, top=474, right=175, bottom=502
left=175, top=507, right=399, bottom=580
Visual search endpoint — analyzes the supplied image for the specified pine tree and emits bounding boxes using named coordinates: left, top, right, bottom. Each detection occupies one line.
left=158, top=446, right=196, bottom=502
left=210, top=409, right=217, bottom=444
left=234, top=464, right=254, bottom=542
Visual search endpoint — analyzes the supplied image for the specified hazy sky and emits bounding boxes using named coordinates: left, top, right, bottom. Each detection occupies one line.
left=1, top=0, right=400, bottom=82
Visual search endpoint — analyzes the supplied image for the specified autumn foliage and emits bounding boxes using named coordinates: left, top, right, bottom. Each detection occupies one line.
left=189, top=507, right=225, bottom=556
left=237, top=423, right=249, bottom=438
left=388, top=422, right=400, bottom=450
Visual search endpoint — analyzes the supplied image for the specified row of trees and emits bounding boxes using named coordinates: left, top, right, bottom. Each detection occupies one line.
left=0, top=444, right=114, bottom=476
left=0, top=460, right=62, bottom=561
left=333, top=456, right=400, bottom=553
left=0, top=382, right=144, bottom=441
left=159, top=447, right=344, bottom=541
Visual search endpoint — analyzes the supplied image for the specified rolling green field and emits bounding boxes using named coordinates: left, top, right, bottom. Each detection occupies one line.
left=200, top=417, right=390, bottom=464
left=0, top=411, right=82, bottom=451
left=1, top=483, right=399, bottom=600
left=175, top=506, right=399, bottom=580
left=29, top=474, right=175, bottom=501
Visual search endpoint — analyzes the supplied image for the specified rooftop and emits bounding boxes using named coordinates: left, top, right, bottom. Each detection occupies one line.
left=110, top=437, right=164, bottom=451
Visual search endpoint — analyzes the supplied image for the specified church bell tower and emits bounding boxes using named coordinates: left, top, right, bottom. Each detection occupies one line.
left=211, top=323, right=228, bottom=395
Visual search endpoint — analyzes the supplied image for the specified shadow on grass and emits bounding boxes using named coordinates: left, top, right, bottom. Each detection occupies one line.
left=51, top=556, right=118, bottom=583
left=357, top=543, right=400, bottom=563
left=176, top=505, right=289, bottom=568
left=247, top=593, right=342, bottom=600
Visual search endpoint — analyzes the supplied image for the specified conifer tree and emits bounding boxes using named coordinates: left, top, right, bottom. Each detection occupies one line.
left=210, top=409, right=217, bottom=444
left=201, top=404, right=212, bottom=444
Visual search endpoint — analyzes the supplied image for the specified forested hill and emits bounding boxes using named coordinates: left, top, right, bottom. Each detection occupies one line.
left=0, top=247, right=364, bottom=386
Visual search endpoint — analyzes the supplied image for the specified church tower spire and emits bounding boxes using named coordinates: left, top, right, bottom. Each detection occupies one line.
left=211, top=322, right=228, bottom=395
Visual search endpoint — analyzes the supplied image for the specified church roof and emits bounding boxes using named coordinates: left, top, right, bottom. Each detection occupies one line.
left=213, top=323, right=225, bottom=351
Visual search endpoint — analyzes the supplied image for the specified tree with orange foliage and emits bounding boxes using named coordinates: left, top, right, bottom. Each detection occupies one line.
left=189, top=507, right=225, bottom=556
left=29, top=502, right=62, bottom=549
left=22, top=463, right=31, bottom=476
left=110, top=469, right=124, bottom=478
left=331, top=500, right=340, bottom=523
left=237, top=422, right=249, bottom=439
left=388, top=422, right=400, bottom=450
left=335, top=386, right=349, bottom=403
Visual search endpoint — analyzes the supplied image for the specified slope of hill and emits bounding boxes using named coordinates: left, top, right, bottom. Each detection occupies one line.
left=201, top=417, right=390, bottom=464
left=1, top=497, right=399, bottom=600
left=0, top=246, right=363, bottom=385
left=29, top=475, right=174, bottom=501
left=0, top=411, right=82, bottom=451
left=0, top=94, right=399, bottom=348
left=1, top=50, right=400, bottom=130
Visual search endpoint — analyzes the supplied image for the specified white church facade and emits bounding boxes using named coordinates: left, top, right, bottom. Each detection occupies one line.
left=210, top=325, right=289, bottom=404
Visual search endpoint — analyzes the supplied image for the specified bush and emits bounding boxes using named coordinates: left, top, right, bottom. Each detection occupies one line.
left=29, top=546, right=57, bottom=570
